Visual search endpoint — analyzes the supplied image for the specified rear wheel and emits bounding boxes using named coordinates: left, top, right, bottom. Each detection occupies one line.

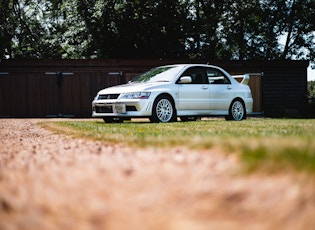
left=225, top=99, right=246, bottom=121
left=150, top=95, right=176, bottom=123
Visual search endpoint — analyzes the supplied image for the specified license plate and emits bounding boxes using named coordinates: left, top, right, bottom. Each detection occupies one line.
left=113, top=104, right=126, bottom=114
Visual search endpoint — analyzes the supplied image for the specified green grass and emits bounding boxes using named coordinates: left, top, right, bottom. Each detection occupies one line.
left=41, top=118, right=315, bottom=174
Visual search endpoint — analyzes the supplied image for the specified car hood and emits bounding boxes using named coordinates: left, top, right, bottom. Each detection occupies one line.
left=97, top=82, right=170, bottom=94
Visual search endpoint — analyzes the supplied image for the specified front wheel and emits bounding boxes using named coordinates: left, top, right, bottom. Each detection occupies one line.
left=225, top=100, right=246, bottom=121
left=150, top=96, right=176, bottom=123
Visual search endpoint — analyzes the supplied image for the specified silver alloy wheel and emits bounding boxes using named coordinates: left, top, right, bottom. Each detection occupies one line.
left=155, top=98, right=173, bottom=122
left=231, top=100, right=244, bottom=121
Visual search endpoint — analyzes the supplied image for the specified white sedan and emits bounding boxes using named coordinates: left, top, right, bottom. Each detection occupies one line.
left=92, top=64, right=253, bottom=123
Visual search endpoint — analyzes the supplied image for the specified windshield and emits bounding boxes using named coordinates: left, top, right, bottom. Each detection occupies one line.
left=130, top=66, right=184, bottom=83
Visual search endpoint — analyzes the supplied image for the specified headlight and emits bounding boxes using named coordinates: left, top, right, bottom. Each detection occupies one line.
left=120, top=92, right=151, bottom=99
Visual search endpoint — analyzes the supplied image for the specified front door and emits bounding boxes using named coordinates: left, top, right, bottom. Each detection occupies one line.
left=177, top=67, right=210, bottom=111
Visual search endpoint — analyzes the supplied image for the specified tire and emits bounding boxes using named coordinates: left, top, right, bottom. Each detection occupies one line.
left=150, top=95, right=176, bottom=123
left=225, top=99, right=246, bottom=121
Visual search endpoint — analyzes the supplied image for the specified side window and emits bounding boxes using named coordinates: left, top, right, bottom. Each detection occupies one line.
left=178, top=67, right=208, bottom=84
left=206, top=68, right=231, bottom=84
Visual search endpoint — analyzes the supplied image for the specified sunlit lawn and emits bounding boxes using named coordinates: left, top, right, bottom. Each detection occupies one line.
left=42, top=118, right=315, bottom=173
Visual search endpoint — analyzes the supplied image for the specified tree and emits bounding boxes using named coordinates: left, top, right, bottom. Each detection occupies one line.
left=3, top=0, right=54, bottom=58
left=77, top=0, right=190, bottom=58
left=0, top=0, right=15, bottom=59
left=280, top=0, right=315, bottom=60
left=185, top=0, right=230, bottom=59
left=0, top=0, right=314, bottom=60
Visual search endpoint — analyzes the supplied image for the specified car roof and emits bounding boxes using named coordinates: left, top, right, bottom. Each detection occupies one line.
left=159, top=63, right=222, bottom=69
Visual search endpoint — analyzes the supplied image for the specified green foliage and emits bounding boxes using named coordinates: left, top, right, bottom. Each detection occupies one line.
left=242, top=144, right=315, bottom=173
left=0, top=0, right=314, bottom=60
left=43, top=118, right=315, bottom=174
left=308, top=80, right=315, bottom=104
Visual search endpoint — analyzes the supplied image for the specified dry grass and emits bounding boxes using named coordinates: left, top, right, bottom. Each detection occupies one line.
left=1, top=119, right=315, bottom=230
left=42, top=118, right=315, bottom=173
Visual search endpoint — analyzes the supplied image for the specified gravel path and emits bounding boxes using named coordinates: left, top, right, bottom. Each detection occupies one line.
left=0, top=119, right=314, bottom=230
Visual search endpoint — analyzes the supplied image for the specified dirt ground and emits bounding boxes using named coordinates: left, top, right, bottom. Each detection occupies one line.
left=0, top=119, right=315, bottom=230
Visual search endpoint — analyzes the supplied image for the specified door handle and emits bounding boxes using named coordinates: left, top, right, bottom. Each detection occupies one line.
left=201, top=86, right=208, bottom=90
left=226, top=86, right=232, bottom=90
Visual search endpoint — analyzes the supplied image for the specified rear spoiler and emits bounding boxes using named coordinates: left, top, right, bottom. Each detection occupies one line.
left=232, top=73, right=262, bottom=85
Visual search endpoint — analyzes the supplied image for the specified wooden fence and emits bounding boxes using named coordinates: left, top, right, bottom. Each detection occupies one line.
left=0, top=59, right=308, bottom=118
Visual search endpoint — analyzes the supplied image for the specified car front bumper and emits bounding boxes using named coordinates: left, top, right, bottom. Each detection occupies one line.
left=92, top=99, right=154, bottom=118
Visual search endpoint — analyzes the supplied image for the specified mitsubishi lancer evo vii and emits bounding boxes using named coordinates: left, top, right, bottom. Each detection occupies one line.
left=92, top=64, right=253, bottom=123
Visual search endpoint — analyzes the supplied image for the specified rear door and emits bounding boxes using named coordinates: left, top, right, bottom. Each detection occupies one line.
left=206, top=67, right=233, bottom=111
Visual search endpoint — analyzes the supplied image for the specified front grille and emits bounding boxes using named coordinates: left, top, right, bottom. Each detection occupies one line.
left=95, top=106, right=113, bottom=113
left=98, top=94, right=120, bottom=100
left=95, top=105, right=137, bottom=113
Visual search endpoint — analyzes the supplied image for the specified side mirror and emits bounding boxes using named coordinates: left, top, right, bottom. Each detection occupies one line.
left=179, top=76, right=192, bottom=84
